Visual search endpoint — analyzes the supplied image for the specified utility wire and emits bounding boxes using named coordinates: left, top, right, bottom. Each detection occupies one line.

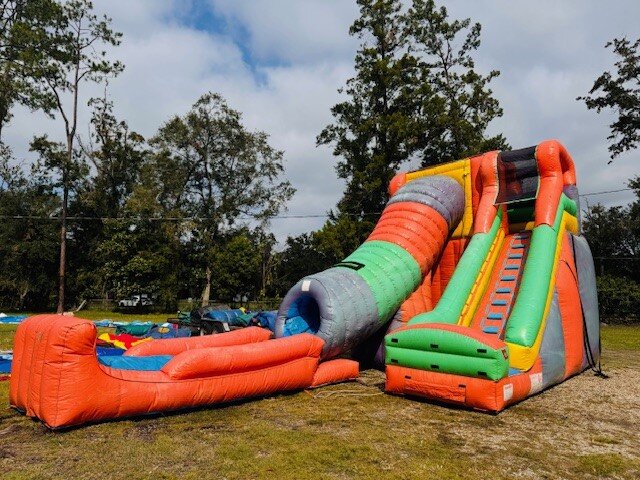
left=578, top=187, right=633, bottom=197
left=0, top=186, right=634, bottom=222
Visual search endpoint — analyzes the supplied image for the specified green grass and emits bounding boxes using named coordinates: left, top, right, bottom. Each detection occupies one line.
left=601, top=325, right=640, bottom=350
left=1, top=320, right=639, bottom=479
left=576, top=454, right=637, bottom=478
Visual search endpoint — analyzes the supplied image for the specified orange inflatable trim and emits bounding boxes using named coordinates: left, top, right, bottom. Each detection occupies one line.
left=386, top=359, right=544, bottom=412
left=10, top=315, right=358, bottom=429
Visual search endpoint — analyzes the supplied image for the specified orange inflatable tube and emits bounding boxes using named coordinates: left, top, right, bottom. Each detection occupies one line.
left=10, top=315, right=358, bottom=428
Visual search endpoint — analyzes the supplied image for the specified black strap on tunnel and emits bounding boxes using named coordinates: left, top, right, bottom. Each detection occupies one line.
left=334, top=261, right=365, bottom=271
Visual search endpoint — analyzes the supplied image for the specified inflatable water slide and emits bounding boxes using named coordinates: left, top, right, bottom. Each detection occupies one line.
left=10, top=139, right=599, bottom=428
left=277, top=139, right=600, bottom=411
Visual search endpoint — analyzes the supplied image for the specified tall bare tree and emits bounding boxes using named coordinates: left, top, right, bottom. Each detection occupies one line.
left=28, top=0, right=122, bottom=312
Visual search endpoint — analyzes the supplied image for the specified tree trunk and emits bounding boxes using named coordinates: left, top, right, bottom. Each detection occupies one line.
left=56, top=182, right=68, bottom=314
left=57, top=133, right=73, bottom=314
left=201, top=265, right=212, bottom=307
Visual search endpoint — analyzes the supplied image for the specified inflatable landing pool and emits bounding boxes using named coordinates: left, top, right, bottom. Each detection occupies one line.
left=9, top=315, right=358, bottom=429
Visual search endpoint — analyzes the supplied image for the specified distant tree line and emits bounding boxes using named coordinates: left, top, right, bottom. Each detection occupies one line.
left=0, top=0, right=296, bottom=311
left=0, top=0, right=637, bottom=320
left=578, top=34, right=640, bottom=322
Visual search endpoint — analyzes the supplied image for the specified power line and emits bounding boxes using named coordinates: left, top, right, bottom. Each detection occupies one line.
left=0, top=186, right=634, bottom=222
left=579, top=187, right=633, bottom=197
left=0, top=212, right=383, bottom=221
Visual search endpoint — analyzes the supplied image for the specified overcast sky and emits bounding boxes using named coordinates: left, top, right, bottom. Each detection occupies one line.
left=4, top=0, right=640, bottom=241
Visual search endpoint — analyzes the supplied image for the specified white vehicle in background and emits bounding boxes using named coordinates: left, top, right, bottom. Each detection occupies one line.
left=117, top=294, right=153, bottom=309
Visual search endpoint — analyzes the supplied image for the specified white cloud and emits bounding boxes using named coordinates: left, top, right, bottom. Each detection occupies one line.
left=209, top=0, right=359, bottom=64
left=3, top=0, right=639, bottom=243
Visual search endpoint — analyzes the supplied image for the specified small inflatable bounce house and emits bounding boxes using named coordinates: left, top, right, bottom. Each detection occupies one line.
left=10, top=139, right=600, bottom=427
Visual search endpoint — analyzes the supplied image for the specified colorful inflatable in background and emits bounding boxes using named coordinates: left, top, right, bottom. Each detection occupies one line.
left=10, top=139, right=599, bottom=427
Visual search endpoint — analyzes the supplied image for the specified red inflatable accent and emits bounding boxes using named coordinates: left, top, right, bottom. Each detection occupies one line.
left=388, top=172, right=408, bottom=196
left=386, top=359, right=543, bottom=412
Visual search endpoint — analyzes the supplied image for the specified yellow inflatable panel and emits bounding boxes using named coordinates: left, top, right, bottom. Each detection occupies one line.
left=405, top=160, right=473, bottom=238
left=459, top=228, right=505, bottom=327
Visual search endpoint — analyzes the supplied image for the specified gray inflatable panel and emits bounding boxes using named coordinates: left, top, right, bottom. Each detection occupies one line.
left=572, top=234, right=600, bottom=366
left=387, top=176, right=465, bottom=229
left=540, top=290, right=566, bottom=389
left=275, top=267, right=379, bottom=359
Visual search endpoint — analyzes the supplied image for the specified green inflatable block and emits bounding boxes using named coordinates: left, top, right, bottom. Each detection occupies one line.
left=340, top=240, right=421, bottom=322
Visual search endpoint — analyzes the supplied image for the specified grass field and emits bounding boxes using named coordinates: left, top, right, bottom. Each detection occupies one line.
left=1, top=313, right=639, bottom=480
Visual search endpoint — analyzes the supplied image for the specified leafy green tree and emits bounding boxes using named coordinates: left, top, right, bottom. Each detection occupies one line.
left=582, top=175, right=640, bottom=279
left=208, top=230, right=262, bottom=303
left=0, top=145, right=59, bottom=309
left=27, top=0, right=123, bottom=312
left=69, top=95, right=148, bottom=303
left=0, top=0, right=63, bottom=138
left=318, top=0, right=420, bottom=218
left=578, top=37, right=640, bottom=161
left=313, top=213, right=374, bottom=264
left=92, top=218, right=179, bottom=311
left=254, top=227, right=278, bottom=299
left=80, top=94, right=147, bottom=217
left=273, top=233, right=330, bottom=296
left=408, top=0, right=507, bottom=164
left=148, top=92, right=295, bottom=306
left=319, top=0, right=506, bottom=221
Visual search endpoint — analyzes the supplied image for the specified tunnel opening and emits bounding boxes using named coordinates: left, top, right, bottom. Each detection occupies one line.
left=282, top=294, right=321, bottom=336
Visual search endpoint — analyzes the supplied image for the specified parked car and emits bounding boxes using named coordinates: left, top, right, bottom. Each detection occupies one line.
left=117, top=294, right=153, bottom=309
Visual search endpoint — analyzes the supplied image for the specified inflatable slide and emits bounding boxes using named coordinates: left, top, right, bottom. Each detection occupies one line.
left=278, top=139, right=600, bottom=411
left=10, top=139, right=599, bottom=428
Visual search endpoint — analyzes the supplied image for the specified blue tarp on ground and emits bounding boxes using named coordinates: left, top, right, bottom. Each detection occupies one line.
left=0, top=315, right=27, bottom=324
left=115, top=321, right=155, bottom=336
left=149, top=325, right=191, bottom=339
left=96, top=347, right=125, bottom=356
left=204, top=309, right=245, bottom=322
left=93, top=319, right=155, bottom=329
left=255, top=311, right=277, bottom=332
left=0, top=353, right=12, bottom=374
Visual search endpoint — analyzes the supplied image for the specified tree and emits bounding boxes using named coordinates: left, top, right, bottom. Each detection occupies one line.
left=80, top=93, right=147, bottom=217
left=92, top=217, right=179, bottom=311
left=318, top=0, right=420, bottom=218
left=408, top=0, right=507, bottom=164
left=0, top=144, right=59, bottom=309
left=274, top=233, right=332, bottom=295
left=582, top=175, right=640, bottom=279
left=148, top=93, right=295, bottom=306
left=69, top=94, right=148, bottom=303
left=578, top=37, right=640, bottom=161
left=0, top=0, right=63, bottom=139
left=318, top=0, right=506, bottom=220
left=208, top=230, right=262, bottom=303
left=26, top=0, right=123, bottom=312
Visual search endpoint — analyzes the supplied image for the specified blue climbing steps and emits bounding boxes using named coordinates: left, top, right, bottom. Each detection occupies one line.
left=478, top=232, right=531, bottom=338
